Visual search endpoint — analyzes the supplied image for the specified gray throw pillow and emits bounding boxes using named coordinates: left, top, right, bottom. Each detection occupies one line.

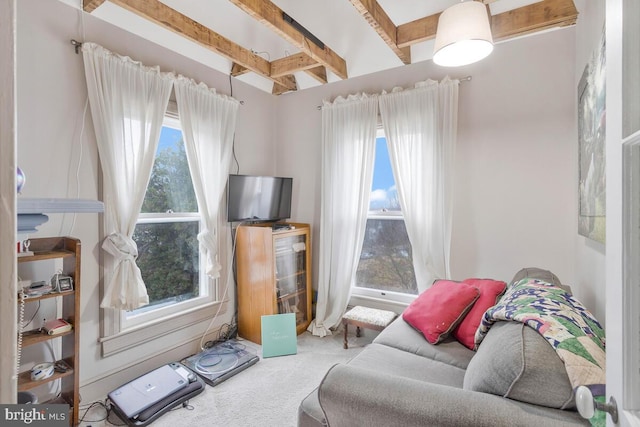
left=463, top=321, right=575, bottom=409
left=510, top=267, right=573, bottom=295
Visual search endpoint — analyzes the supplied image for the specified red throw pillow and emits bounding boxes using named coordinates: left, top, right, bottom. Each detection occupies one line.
left=402, top=280, right=480, bottom=344
left=453, top=278, right=507, bottom=350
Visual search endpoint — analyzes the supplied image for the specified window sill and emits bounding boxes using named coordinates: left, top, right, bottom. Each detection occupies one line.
left=349, top=288, right=413, bottom=313
left=352, top=286, right=416, bottom=303
left=99, top=299, right=228, bottom=357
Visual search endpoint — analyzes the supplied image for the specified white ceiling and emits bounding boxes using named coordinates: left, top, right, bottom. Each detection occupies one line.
left=60, top=0, right=545, bottom=94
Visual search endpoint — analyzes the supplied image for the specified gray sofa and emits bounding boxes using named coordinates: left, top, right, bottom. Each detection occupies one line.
left=298, top=269, right=590, bottom=427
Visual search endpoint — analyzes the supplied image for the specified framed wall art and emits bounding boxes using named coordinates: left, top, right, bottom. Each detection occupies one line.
left=578, top=29, right=606, bottom=243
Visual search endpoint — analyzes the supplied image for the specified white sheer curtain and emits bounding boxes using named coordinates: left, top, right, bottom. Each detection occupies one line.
left=82, top=43, right=174, bottom=310
left=309, top=94, right=378, bottom=337
left=174, top=75, right=240, bottom=279
left=379, top=78, right=459, bottom=292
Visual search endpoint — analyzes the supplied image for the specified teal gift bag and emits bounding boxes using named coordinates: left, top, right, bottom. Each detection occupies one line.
left=261, top=313, right=297, bottom=358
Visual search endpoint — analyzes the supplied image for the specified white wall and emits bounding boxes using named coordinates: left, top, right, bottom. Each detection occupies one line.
left=276, top=27, right=596, bottom=311
left=16, top=0, right=276, bottom=402
left=451, top=30, right=577, bottom=286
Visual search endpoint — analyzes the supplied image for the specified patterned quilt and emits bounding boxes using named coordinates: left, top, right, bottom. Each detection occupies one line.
left=474, top=278, right=606, bottom=426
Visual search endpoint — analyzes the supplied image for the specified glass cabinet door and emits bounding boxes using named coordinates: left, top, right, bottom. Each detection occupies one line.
left=274, top=234, right=308, bottom=327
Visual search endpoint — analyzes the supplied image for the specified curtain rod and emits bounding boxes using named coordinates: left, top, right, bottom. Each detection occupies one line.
left=70, top=39, right=245, bottom=105
left=71, top=39, right=82, bottom=54
left=316, top=76, right=471, bottom=110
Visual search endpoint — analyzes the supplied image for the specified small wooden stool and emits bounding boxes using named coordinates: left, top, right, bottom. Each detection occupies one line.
left=342, top=306, right=397, bottom=349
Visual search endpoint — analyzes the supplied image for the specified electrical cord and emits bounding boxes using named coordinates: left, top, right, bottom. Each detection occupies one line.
left=251, top=50, right=271, bottom=61
left=170, top=401, right=194, bottom=411
left=229, top=73, right=240, bottom=174
left=106, top=406, right=128, bottom=426
left=202, top=319, right=237, bottom=349
left=23, top=300, right=41, bottom=330
left=198, top=222, right=243, bottom=351
left=229, top=222, right=240, bottom=336
left=80, top=396, right=194, bottom=425
left=83, top=398, right=127, bottom=426
left=59, top=2, right=88, bottom=237
left=44, top=340, right=62, bottom=401
left=232, top=133, right=240, bottom=174
left=78, top=400, right=110, bottom=424
left=59, top=95, right=88, bottom=236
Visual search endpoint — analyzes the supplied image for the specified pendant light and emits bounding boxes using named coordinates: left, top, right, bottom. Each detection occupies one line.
left=433, top=0, right=494, bottom=67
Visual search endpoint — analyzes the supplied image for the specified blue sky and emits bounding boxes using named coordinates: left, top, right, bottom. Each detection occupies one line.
left=158, top=126, right=182, bottom=153
left=370, top=136, right=398, bottom=210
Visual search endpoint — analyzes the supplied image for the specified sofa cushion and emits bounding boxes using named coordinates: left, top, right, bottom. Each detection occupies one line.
left=402, top=280, right=480, bottom=344
left=317, top=364, right=588, bottom=427
left=453, top=278, right=506, bottom=350
left=347, top=343, right=466, bottom=388
left=374, top=317, right=476, bottom=370
left=463, top=321, right=575, bottom=409
left=298, top=388, right=326, bottom=427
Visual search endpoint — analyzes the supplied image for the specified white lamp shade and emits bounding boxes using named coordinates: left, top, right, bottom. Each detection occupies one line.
left=433, top=1, right=494, bottom=67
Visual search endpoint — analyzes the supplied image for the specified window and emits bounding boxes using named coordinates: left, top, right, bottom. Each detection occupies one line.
left=100, top=105, right=231, bottom=356
left=123, top=114, right=213, bottom=328
left=354, top=130, right=417, bottom=302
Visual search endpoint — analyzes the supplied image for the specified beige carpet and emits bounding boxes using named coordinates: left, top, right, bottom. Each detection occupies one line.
left=80, top=328, right=376, bottom=427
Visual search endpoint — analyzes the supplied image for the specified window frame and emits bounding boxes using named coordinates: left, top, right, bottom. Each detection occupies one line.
left=99, top=102, right=226, bottom=356
left=351, top=129, right=417, bottom=306
left=122, top=212, right=212, bottom=330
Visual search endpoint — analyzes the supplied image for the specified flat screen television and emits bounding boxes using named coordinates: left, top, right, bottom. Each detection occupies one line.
left=227, top=174, right=293, bottom=222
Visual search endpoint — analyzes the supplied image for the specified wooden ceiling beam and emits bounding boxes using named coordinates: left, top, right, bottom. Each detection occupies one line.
left=272, top=75, right=297, bottom=95
left=396, top=13, right=440, bottom=48
left=83, top=0, right=106, bottom=13
left=396, top=0, right=578, bottom=48
left=229, top=0, right=347, bottom=80
left=87, top=0, right=296, bottom=91
left=270, top=52, right=320, bottom=78
left=272, top=82, right=288, bottom=95
left=348, top=0, right=410, bottom=64
left=230, top=63, right=250, bottom=77
left=270, top=53, right=328, bottom=84
left=490, top=0, right=578, bottom=41
left=304, top=66, right=327, bottom=84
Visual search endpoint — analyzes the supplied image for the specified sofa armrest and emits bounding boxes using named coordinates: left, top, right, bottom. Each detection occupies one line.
left=318, top=364, right=588, bottom=427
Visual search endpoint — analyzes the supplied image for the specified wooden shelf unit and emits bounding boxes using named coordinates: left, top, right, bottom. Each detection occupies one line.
left=236, top=223, right=312, bottom=344
left=17, top=237, right=81, bottom=426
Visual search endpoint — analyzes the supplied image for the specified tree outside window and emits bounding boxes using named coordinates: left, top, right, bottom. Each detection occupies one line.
left=128, top=119, right=204, bottom=317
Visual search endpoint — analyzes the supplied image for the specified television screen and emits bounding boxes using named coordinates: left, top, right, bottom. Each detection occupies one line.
left=227, top=174, right=293, bottom=222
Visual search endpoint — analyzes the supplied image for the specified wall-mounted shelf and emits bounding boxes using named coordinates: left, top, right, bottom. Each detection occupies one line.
left=17, top=198, right=104, bottom=234
left=18, top=198, right=104, bottom=214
